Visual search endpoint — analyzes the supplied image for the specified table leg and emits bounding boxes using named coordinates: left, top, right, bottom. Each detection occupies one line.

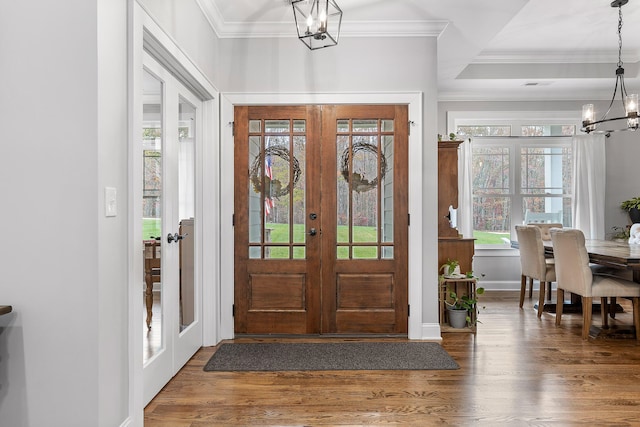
left=145, top=267, right=153, bottom=330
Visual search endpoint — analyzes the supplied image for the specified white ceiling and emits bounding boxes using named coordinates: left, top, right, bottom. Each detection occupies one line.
left=198, top=0, right=640, bottom=101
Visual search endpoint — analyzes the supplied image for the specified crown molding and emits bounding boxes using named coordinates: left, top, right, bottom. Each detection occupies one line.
left=196, top=0, right=447, bottom=39
left=475, top=49, right=640, bottom=65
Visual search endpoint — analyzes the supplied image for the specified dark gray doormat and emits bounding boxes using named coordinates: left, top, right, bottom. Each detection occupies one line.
left=203, top=342, right=459, bottom=371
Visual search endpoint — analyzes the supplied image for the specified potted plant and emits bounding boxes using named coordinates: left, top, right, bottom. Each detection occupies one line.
left=445, top=285, right=485, bottom=328
left=620, top=197, right=640, bottom=223
left=440, top=259, right=461, bottom=278
left=608, top=225, right=630, bottom=242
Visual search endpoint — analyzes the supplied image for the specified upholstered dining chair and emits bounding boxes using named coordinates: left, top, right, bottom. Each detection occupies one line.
left=550, top=228, right=640, bottom=340
left=525, top=222, right=563, bottom=300
left=515, top=225, right=556, bottom=317
left=527, top=222, right=563, bottom=242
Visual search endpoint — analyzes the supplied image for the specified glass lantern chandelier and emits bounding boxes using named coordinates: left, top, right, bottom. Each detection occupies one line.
left=582, top=0, right=639, bottom=134
left=292, top=0, right=343, bottom=50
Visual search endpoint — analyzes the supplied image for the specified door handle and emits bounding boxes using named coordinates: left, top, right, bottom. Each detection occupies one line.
left=308, top=228, right=317, bottom=236
left=167, top=232, right=189, bottom=243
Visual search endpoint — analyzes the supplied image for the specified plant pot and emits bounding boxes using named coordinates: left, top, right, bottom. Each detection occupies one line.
left=629, top=208, right=640, bottom=224
left=447, top=307, right=468, bottom=329
left=444, top=265, right=461, bottom=278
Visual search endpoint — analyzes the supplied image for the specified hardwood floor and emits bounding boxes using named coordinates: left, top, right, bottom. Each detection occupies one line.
left=145, top=291, right=640, bottom=426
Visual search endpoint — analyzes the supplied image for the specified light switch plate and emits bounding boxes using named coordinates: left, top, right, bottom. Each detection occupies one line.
left=105, top=187, right=117, bottom=217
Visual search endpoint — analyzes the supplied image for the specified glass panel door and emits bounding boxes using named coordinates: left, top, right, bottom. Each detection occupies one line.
left=142, top=68, right=164, bottom=362
left=142, top=52, right=202, bottom=405
left=174, top=90, right=202, bottom=366
left=178, top=98, right=195, bottom=331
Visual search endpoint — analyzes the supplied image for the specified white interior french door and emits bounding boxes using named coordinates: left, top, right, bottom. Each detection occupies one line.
left=142, top=52, right=202, bottom=405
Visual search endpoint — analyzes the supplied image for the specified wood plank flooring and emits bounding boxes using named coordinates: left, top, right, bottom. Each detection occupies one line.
left=145, top=291, right=640, bottom=426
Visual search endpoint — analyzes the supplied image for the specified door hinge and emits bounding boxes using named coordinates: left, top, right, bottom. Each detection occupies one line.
left=230, top=121, right=235, bottom=137
left=408, top=213, right=410, bottom=226
left=232, top=213, right=235, bottom=226
left=408, top=304, right=410, bottom=317
left=232, top=304, right=235, bottom=317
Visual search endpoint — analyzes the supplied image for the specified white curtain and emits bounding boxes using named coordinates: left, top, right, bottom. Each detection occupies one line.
left=572, top=134, right=606, bottom=239
left=458, top=138, right=474, bottom=238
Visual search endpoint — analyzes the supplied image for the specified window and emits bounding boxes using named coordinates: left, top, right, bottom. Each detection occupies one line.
left=450, top=111, right=579, bottom=247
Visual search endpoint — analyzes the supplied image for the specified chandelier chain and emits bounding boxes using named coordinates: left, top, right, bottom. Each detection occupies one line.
left=617, top=6, right=623, bottom=67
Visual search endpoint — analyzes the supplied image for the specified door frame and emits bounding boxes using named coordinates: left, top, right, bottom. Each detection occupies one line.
left=220, top=93, right=424, bottom=340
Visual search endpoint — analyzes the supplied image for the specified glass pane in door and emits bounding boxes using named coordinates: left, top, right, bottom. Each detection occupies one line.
left=335, top=118, right=394, bottom=260
left=247, top=119, right=306, bottom=260
left=142, top=69, right=163, bottom=363
left=178, top=97, right=196, bottom=331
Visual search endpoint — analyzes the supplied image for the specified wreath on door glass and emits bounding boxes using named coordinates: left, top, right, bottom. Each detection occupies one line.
left=340, top=141, right=387, bottom=193
left=249, top=145, right=301, bottom=198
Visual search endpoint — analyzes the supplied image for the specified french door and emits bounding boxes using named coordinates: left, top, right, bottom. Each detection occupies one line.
left=142, top=52, right=202, bottom=404
left=234, top=105, right=408, bottom=334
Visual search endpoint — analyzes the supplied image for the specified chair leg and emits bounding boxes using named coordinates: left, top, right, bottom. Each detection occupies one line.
left=610, top=297, right=617, bottom=319
left=528, top=277, right=533, bottom=298
left=582, top=296, right=593, bottom=339
left=537, top=281, right=546, bottom=318
left=633, top=298, right=640, bottom=342
left=519, top=275, right=527, bottom=308
left=556, top=288, right=564, bottom=326
left=600, top=297, right=608, bottom=329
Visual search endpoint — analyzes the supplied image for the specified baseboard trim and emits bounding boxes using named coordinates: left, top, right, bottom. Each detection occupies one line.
left=420, top=323, right=443, bottom=341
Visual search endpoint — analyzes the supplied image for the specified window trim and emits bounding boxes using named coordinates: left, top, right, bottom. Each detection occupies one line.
left=447, top=110, right=582, bottom=136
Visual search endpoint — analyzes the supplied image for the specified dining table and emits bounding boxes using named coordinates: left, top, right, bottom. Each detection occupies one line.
left=515, top=238, right=640, bottom=338
left=564, top=239, right=640, bottom=282
left=513, top=238, right=640, bottom=282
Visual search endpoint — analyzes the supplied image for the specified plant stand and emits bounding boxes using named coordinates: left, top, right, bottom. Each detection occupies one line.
left=439, top=277, right=478, bottom=333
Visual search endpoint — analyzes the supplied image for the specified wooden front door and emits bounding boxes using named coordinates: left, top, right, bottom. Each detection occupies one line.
left=234, top=104, right=408, bottom=334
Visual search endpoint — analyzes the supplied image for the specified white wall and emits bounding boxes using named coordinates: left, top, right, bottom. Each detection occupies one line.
left=438, top=100, right=640, bottom=289
left=98, top=0, right=130, bottom=425
left=0, top=0, right=130, bottom=425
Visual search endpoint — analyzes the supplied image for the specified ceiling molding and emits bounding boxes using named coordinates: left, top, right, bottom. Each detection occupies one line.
left=195, top=0, right=224, bottom=38
left=438, top=87, right=624, bottom=102
left=196, top=0, right=447, bottom=39
left=475, top=50, right=640, bottom=65
left=208, top=20, right=448, bottom=39
left=458, top=63, right=640, bottom=80
left=341, top=20, right=448, bottom=38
